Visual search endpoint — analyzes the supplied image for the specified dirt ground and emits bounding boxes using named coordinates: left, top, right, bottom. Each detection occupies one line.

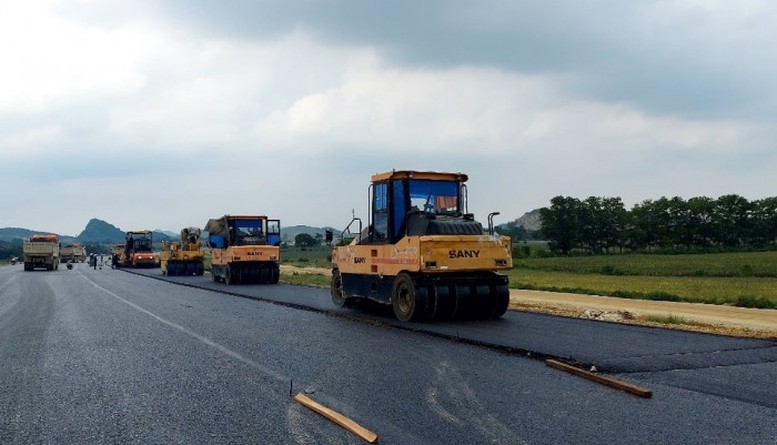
left=510, top=290, right=777, bottom=340
left=280, top=265, right=777, bottom=340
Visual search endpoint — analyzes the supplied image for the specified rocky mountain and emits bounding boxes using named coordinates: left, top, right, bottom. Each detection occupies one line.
left=5, top=213, right=542, bottom=247
left=512, top=209, right=542, bottom=231
left=76, top=219, right=125, bottom=243
left=0, top=219, right=170, bottom=245
left=3, top=218, right=326, bottom=246
left=73, top=219, right=170, bottom=244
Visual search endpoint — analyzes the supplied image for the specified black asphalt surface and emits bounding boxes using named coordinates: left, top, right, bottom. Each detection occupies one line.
left=136, top=266, right=777, bottom=409
left=1, top=263, right=775, bottom=444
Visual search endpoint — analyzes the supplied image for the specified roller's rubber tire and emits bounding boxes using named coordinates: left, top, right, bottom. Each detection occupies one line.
left=331, top=269, right=347, bottom=307
left=392, top=273, right=427, bottom=322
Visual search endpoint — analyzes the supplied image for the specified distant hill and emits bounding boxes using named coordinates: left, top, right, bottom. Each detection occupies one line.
left=150, top=231, right=172, bottom=243
left=281, top=225, right=336, bottom=243
left=3, top=219, right=333, bottom=247
left=157, top=230, right=178, bottom=239
left=75, top=219, right=171, bottom=244
left=0, top=227, right=39, bottom=242
left=2, top=213, right=543, bottom=245
left=77, top=219, right=125, bottom=243
left=511, top=209, right=542, bottom=231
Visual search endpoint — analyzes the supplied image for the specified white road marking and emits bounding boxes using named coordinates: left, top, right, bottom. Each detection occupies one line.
left=77, top=270, right=289, bottom=383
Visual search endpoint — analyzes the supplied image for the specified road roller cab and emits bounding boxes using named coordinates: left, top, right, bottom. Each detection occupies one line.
left=205, top=215, right=281, bottom=284
left=331, top=170, right=512, bottom=321
left=119, top=230, right=157, bottom=268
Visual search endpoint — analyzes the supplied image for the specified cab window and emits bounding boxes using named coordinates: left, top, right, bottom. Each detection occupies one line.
left=372, top=182, right=389, bottom=242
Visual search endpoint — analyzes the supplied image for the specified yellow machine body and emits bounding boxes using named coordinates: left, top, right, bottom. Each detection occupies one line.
left=210, top=244, right=279, bottom=266
left=161, top=227, right=205, bottom=276
left=205, top=215, right=282, bottom=285
left=333, top=235, right=512, bottom=276
left=331, top=170, right=512, bottom=321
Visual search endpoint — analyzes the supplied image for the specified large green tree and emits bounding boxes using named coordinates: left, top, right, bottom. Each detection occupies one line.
left=540, top=196, right=582, bottom=254
left=294, top=233, right=319, bottom=247
left=538, top=193, right=776, bottom=254
left=712, top=194, right=752, bottom=247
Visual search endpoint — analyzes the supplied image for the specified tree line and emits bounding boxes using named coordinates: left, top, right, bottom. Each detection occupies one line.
left=540, top=195, right=777, bottom=254
left=0, top=240, right=22, bottom=260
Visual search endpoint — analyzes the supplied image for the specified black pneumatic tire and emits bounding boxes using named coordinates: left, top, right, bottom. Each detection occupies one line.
left=224, top=265, right=234, bottom=285
left=330, top=269, right=347, bottom=307
left=491, top=284, right=510, bottom=318
left=392, top=273, right=426, bottom=322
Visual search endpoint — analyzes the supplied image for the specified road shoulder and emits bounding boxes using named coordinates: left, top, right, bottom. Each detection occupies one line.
left=510, top=289, right=777, bottom=340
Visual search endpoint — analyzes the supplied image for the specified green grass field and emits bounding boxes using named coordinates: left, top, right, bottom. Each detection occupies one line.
left=514, top=251, right=777, bottom=277
left=512, top=251, right=777, bottom=308
left=280, top=245, right=332, bottom=268
left=203, top=246, right=332, bottom=271
left=212, top=245, right=777, bottom=309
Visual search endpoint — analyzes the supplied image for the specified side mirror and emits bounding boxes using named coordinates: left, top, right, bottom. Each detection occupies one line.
left=325, top=229, right=333, bottom=244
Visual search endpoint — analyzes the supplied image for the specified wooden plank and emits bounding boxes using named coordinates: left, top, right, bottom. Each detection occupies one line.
left=293, top=393, right=379, bottom=444
left=546, top=359, right=653, bottom=398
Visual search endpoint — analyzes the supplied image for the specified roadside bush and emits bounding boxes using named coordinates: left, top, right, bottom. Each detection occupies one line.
left=736, top=295, right=775, bottom=309
left=512, top=245, right=532, bottom=258
left=599, top=264, right=623, bottom=275
left=643, top=292, right=682, bottom=302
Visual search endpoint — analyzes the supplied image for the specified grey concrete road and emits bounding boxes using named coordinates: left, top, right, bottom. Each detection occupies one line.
left=1, top=263, right=775, bottom=444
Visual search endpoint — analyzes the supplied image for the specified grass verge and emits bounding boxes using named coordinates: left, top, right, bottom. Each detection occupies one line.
left=280, top=271, right=330, bottom=288
left=507, top=269, right=777, bottom=309
left=514, top=251, right=777, bottom=277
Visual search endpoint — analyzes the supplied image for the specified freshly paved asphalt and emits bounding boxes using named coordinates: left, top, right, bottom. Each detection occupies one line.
left=138, top=267, right=777, bottom=408
left=2, top=263, right=775, bottom=444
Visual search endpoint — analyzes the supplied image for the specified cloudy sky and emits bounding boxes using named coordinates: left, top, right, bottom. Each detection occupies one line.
left=2, top=0, right=776, bottom=236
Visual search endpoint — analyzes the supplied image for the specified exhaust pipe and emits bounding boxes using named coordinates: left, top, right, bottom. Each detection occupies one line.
left=488, top=212, right=500, bottom=235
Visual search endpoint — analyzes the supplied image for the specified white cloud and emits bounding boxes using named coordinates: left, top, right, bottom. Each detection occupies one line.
left=1, top=1, right=776, bottom=235
left=0, top=0, right=154, bottom=114
left=0, top=126, right=62, bottom=155
left=256, top=57, right=559, bottom=154
left=255, top=57, right=752, bottom=160
left=103, top=30, right=353, bottom=153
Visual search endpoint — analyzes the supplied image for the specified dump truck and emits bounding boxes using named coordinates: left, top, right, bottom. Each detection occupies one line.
left=161, top=227, right=205, bottom=276
left=23, top=234, right=60, bottom=271
left=330, top=170, right=512, bottom=321
left=116, top=230, right=157, bottom=268
left=60, top=242, right=87, bottom=263
left=205, top=215, right=281, bottom=284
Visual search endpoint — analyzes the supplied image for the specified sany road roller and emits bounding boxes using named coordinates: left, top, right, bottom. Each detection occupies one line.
left=331, top=170, right=512, bottom=322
